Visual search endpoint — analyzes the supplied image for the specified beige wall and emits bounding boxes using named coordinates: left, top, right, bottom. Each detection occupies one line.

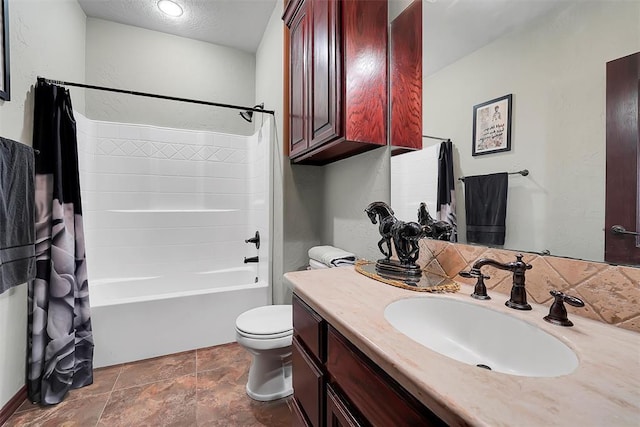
left=422, top=1, right=639, bottom=262
left=0, top=0, right=87, bottom=408
left=85, top=18, right=256, bottom=135
left=322, top=147, right=391, bottom=262
left=256, top=2, right=286, bottom=303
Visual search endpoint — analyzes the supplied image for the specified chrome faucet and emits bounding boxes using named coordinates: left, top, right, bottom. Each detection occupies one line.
left=468, top=254, right=533, bottom=310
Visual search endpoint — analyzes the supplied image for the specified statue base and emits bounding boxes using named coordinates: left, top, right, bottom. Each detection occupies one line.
left=375, top=259, right=422, bottom=283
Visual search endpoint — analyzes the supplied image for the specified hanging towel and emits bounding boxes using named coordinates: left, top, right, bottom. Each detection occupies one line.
left=308, top=245, right=356, bottom=267
left=436, top=140, right=457, bottom=242
left=0, top=137, right=36, bottom=294
left=464, top=172, right=508, bottom=245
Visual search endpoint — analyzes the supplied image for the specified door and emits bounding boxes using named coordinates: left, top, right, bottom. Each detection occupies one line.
left=289, top=0, right=310, bottom=158
left=310, top=0, right=341, bottom=147
left=605, top=52, right=640, bottom=264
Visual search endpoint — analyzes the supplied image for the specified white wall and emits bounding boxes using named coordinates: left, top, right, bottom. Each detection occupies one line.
left=85, top=18, right=256, bottom=135
left=0, top=0, right=87, bottom=409
left=422, top=1, right=639, bottom=261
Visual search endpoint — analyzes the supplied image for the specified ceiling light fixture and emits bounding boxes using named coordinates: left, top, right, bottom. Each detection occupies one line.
left=157, top=0, right=183, bottom=17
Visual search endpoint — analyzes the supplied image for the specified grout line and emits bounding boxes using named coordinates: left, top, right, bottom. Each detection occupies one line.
left=94, top=392, right=111, bottom=427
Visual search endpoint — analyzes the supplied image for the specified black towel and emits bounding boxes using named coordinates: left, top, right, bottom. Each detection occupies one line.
left=436, top=140, right=457, bottom=242
left=0, top=137, right=36, bottom=294
left=464, top=172, right=508, bottom=245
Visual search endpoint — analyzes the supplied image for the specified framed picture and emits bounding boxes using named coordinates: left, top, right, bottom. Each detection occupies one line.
left=472, top=94, right=512, bottom=156
left=0, top=0, right=9, bottom=101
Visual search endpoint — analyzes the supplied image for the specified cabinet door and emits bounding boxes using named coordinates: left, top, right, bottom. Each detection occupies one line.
left=293, top=337, right=324, bottom=427
left=289, top=0, right=310, bottom=157
left=310, top=0, right=341, bottom=148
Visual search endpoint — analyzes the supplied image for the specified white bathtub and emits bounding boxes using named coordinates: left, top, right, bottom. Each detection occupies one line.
left=89, top=267, right=269, bottom=368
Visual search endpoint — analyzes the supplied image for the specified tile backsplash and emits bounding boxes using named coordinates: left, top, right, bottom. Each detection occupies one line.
left=417, top=240, right=640, bottom=333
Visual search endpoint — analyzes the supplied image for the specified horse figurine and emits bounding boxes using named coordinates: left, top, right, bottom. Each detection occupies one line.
left=365, top=201, right=396, bottom=260
left=391, top=220, right=423, bottom=264
left=417, top=202, right=453, bottom=241
left=365, top=201, right=424, bottom=266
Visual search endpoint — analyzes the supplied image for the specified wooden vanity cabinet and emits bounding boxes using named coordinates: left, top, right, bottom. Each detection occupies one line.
left=292, top=293, right=447, bottom=427
left=283, top=0, right=388, bottom=165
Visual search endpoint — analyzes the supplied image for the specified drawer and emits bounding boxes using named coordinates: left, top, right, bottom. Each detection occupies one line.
left=293, top=293, right=325, bottom=361
left=292, top=337, right=324, bottom=427
left=326, top=384, right=362, bottom=427
left=326, top=326, right=446, bottom=427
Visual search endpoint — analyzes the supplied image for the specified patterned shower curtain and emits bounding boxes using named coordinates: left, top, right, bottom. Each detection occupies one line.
left=28, top=80, right=94, bottom=405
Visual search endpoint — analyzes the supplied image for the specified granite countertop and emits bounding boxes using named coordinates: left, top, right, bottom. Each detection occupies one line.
left=285, top=266, right=640, bottom=427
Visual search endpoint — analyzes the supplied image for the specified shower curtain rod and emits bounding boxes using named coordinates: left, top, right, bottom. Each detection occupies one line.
left=36, top=77, right=275, bottom=115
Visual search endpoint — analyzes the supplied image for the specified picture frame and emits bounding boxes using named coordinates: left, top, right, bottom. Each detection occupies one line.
left=0, top=0, right=10, bottom=101
left=472, top=94, right=512, bottom=156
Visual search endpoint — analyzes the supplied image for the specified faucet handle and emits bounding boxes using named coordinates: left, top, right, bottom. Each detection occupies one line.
left=459, top=270, right=491, bottom=300
left=543, top=290, right=585, bottom=327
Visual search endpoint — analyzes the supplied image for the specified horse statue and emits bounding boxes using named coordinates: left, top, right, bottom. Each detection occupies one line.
left=364, top=201, right=396, bottom=260
left=391, top=220, right=423, bottom=264
left=365, top=201, right=424, bottom=266
left=417, top=202, right=453, bottom=241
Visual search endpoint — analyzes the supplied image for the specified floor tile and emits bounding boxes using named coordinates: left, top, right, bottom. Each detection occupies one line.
left=114, top=350, right=196, bottom=390
left=4, top=393, right=109, bottom=427
left=98, top=374, right=197, bottom=427
left=67, top=364, right=122, bottom=401
left=196, top=371, right=291, bottom=426
left=5, top=344, right=290, bottom=427
left=196, top=343, right=251, bottom=373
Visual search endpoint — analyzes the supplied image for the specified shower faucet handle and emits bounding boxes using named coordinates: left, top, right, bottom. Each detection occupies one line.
left=245, top=231, right=260, bottom=249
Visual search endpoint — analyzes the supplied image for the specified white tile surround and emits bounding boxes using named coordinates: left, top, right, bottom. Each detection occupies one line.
left=75, top=113, right=270, bottom=282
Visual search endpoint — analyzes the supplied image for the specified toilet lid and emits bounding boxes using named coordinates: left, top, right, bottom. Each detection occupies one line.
left=236, top=305, right=293, bottom=336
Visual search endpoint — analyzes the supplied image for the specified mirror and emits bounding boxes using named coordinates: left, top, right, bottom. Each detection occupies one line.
left=390, top=0, right=640, bottom=266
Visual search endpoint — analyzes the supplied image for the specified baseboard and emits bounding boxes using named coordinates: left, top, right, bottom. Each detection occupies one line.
left=0, top=385, right=27, bottom=425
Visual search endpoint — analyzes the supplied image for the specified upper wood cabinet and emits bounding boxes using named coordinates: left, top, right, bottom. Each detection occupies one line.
left=284, top=0, right=389, bottom=165
left=390, top=0, right=423, bottom=155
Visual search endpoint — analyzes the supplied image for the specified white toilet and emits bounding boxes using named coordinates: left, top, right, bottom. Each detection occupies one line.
left=235, top=305, right=293, bottom=401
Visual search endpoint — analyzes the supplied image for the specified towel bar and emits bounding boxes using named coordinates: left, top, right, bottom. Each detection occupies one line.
left=459, top=169, right=529, bottom=182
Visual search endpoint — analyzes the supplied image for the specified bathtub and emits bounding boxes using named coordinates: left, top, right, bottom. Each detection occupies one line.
left=89, top=267, right=269, bottom=368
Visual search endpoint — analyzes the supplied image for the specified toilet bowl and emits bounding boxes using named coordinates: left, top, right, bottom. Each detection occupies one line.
left=235, top=305, right=293, bottom=401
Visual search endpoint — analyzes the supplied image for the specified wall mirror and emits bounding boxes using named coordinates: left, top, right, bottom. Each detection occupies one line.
left=389, top=0, right=640, bottom=266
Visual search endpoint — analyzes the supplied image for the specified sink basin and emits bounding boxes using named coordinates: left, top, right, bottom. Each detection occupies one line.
left=384, top=297, right=578, bottom=377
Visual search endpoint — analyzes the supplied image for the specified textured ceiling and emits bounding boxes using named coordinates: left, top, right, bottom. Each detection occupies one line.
left=77, top=0, right=278, bottom=53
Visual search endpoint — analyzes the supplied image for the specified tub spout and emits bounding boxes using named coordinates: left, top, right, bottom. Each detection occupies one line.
left=244, top=256, right=259, bottom=263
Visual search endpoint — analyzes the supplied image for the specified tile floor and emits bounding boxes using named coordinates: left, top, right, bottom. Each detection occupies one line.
left=3, top=343, right=292, bottom=426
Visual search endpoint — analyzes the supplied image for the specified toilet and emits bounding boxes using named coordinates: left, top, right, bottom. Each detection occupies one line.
left=235, top=305, right=293, bottom=401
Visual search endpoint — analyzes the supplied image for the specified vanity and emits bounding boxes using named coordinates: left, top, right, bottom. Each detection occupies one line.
left=285, top=267, right=640, bottom=426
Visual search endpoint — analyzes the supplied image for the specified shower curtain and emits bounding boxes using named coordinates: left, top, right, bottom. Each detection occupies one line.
left=28, top=80, right=94, bottom=405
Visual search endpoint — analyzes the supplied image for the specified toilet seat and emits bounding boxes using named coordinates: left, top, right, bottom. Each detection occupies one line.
left=235, top=305, right=292, bottom=338
left=236, top=329, right=292, bottom=340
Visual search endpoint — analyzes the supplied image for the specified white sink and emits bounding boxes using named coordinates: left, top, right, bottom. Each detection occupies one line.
left=384, top=297, right=578, bottom=377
